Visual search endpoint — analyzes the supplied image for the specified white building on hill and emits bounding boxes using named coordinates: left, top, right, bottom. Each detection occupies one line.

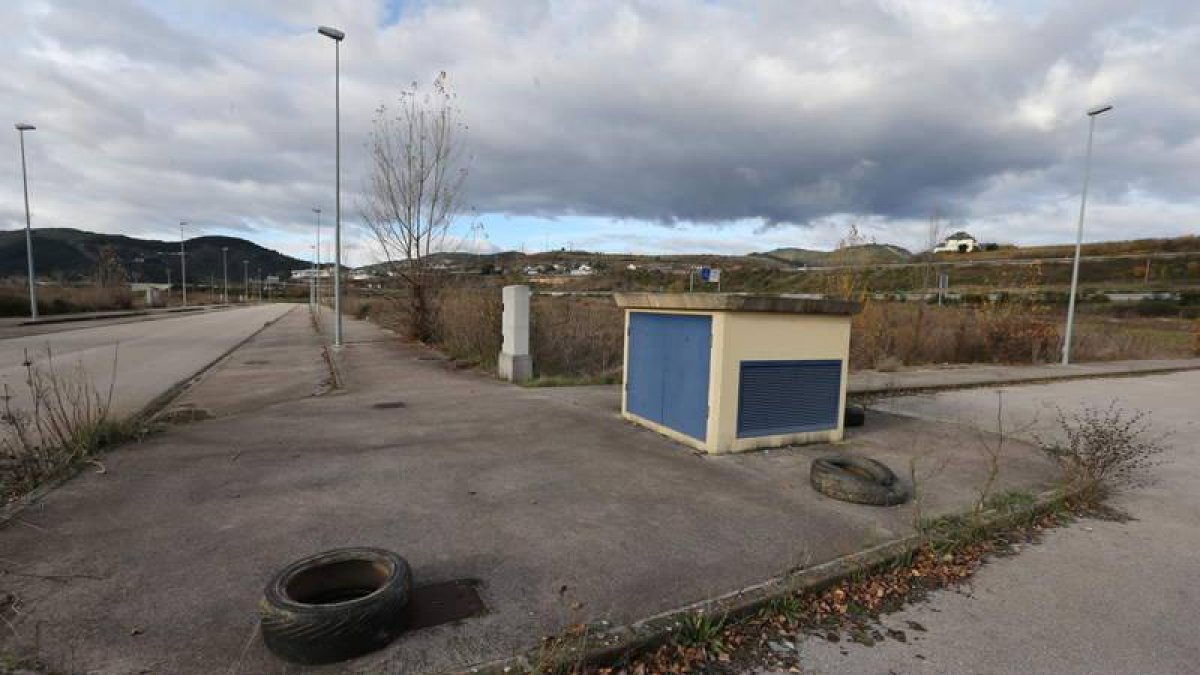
left=933, top=231, right=979, bottom=253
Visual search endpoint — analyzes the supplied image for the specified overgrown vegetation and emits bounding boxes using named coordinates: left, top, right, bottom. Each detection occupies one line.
left=0, top=285, right=134, bottom=317
left=348, top=284, right=1193, bottom=383
left=0, top=347, right=135, bottom=503
left=1036, top=403, right=1167, bottom=504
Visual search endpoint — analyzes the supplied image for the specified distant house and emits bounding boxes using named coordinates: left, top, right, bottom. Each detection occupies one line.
left=933, top=231, right=979, bottom=253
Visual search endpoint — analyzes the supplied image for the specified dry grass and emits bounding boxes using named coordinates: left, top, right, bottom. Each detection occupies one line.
left=850, top=301, right=1192, bottom=369
left=530, top=296, right=623, bottom=381
left=0, top=346, right=133, bottom=502
left=352, top=286, right=1194, bottom=383
left=0, top=285, right=134, bottom=317
left=850, top=301, right=1060, bottom=369
left=432, top=286, right=503, bottom=369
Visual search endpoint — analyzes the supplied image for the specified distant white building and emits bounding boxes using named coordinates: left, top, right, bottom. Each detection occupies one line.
left=933, top=231, right=979, bottom=253
left=291, top=268, right=334, bottom=280
left=569, top=264, right=594, bottom=276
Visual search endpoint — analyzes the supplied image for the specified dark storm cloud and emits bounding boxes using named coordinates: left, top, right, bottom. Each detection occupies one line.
left=1, top=0, right=1197, bottom=249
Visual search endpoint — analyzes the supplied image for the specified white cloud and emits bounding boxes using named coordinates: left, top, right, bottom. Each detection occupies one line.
left=0, top=0, right=1196, bottom=254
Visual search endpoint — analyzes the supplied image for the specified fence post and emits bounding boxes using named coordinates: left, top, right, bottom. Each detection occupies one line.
left=499, top=285, right=532, bottom=382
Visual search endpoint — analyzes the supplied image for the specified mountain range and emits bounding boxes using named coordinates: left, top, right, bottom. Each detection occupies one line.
left=0, top=228, right=309, bottom=284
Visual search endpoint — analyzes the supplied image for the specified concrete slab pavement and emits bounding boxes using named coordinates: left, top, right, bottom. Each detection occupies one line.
left=796, top=371, right=1200, bottom=675
left=0, top=312, right=1058, bottom=675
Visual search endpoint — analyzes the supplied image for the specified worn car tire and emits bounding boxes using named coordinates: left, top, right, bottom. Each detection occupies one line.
left=844, top=405, right=866, bottom=428
left=810, top=455, right=908, bottom=506
left=259, top=547, right=412, bottom=665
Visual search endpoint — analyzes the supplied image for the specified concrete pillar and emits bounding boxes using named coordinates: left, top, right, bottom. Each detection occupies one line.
left=498, top=285, right=532, bottom=382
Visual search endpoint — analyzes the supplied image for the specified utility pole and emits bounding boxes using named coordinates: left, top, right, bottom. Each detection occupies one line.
left=222, top=246, right=229, bottom=303
left=179, top=221, right=188, bottom=306
left=166, top=264, right=172, bottom=304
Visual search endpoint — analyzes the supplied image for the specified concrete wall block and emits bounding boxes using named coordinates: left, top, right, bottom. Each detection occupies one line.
left=500, top=285, right=532, bottom=382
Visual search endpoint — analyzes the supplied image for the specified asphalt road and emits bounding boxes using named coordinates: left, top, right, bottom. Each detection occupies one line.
left=797, top=371, right=1200, bottom=675
left=0, top=303, right=293, bottom=422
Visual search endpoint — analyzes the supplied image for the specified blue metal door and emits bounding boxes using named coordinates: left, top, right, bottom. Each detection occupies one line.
left=627, top=313, right=711, bottom=440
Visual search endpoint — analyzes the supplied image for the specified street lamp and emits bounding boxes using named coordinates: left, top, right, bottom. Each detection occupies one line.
left=221, top=246, right=229, bottom=304
left=179, top=221, right=188, bottom=306
left=15, top=123, right=38, bottom=320
left=317, top=24, right=345, bottom=346
left=313, top=207, right=322, bottom=313
left=1061, top=103, right=1113, bottom=365
left=243, top=259, right=249, bottom=303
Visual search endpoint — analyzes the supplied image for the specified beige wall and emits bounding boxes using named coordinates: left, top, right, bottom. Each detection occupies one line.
left=621, top=309, right=851, bottom=454
left=713, top=312, right=850, bottom=453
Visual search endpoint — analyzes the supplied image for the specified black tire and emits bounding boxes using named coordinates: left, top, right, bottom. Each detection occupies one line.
left=259, top=547, right=412, bottom=665
left=844, top=405, right=866, bottom=428
left=810, top=455, right=908, bottom=506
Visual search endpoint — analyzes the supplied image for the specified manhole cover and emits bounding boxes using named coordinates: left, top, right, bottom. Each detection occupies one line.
left=403, top=579, right=486, bottom=630
left=372, top=401, right=406, bottom=410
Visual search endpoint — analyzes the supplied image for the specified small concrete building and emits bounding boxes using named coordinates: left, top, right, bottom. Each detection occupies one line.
left=613, top=293, right=860, bottom=454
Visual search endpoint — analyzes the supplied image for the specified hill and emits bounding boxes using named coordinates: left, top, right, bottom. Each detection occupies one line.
left=0, top=228, right=309, bottom=284
left=752, top=243, right=913, bottom=267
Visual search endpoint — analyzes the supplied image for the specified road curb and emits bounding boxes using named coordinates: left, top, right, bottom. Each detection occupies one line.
left=0, top=305, right=293, bottom=527
left=462, top=488, right=1070, bottom=675
left=850, top=362, right=1200, bottom=398
left=16, top=304, right=233, bottom=326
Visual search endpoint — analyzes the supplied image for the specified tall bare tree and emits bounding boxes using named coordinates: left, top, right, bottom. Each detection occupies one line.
left=362, top=72, right=468, bottom=341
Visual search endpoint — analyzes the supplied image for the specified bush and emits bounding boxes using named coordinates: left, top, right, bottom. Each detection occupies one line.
left=1037, top=403, right=1166, bottom=503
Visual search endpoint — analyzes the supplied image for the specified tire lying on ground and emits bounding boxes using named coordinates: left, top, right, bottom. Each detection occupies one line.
left=810, top=455, right=908, bottom=506
left=259, top=547, right=412, bottom=664
left=844, top=404, right=866, bottom=428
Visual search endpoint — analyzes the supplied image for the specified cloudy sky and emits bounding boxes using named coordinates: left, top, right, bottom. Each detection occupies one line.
left=2, top=0, right=1197, bottom=264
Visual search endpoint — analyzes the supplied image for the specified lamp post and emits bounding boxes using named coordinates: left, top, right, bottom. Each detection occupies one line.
left=243, top=259, right=249, bottom=302
left=221, top=246, right=229, bottom=304
left=317, top=24, right=345, bottom=346
left=313, top=207, right=322, bottom=313
left=15, top=123, right=38, bottom=320
left=1062, top=104, right=1113, bottom=365
left=179, top=221, right=188, bottom=306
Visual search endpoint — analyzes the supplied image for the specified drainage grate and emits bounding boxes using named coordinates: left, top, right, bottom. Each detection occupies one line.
left=403, top=579, right=486, bottom=630
left=372, top=401, right=406, bottom=410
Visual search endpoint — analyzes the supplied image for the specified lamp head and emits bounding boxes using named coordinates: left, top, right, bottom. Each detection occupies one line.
left=1087, top=104, right=1113, bottom=116
left=15, top=123, right=35, bottom=131
left=317, top=26, right=345, bottom=41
